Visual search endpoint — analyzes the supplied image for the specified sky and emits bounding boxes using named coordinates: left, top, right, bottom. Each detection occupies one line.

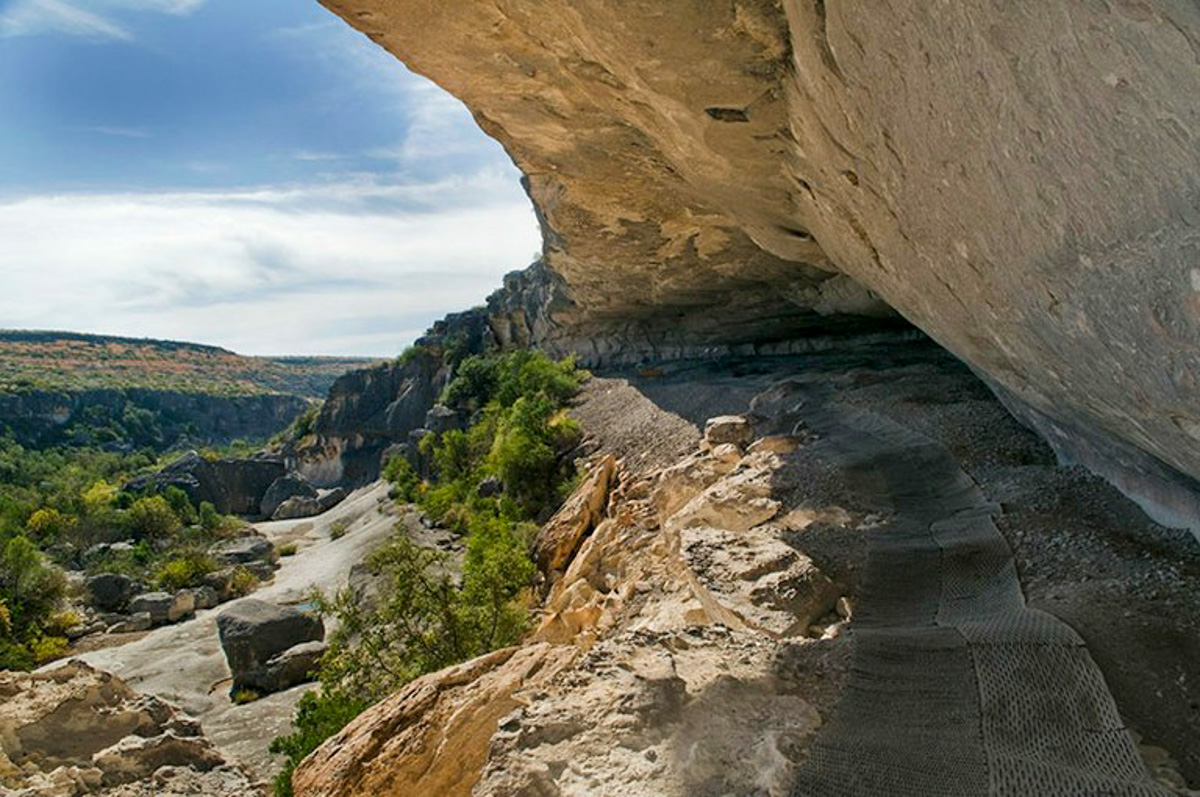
left=0, top=0, right=542, bottom=356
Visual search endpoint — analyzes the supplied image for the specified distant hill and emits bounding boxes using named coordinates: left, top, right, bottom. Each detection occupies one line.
left=0, top=330, right=381, bottom=399
left=0, top=331, right=385, bottom=450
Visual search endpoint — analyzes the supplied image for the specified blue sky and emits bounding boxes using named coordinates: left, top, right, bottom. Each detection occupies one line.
left=0, top=0, right=541, bottom=355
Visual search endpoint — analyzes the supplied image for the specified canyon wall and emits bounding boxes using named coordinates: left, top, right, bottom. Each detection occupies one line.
left=321, top=0, right=1200, bottom=531
left=0, top=388, right=308, bottom=451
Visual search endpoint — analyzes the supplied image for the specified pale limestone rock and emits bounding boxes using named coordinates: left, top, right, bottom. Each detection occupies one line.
left=533, top=454, right=616, bottom=583
left=0, top=662, right=259, bottom=796
left=702, top=415, right=754, bottom=449
left=324, top=0, right=1200, bottom=534
left=295, top=429, right=840, bottom=797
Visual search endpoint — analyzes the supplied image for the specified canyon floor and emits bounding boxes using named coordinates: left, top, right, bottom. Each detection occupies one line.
left=60, top=482, right=412, bottom=783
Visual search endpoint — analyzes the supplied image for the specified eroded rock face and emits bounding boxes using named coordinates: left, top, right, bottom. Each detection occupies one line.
left=0, top=661, right=260, bottom=796
left=322, top=0, right=1200, bottom=531
left=294, top=418, right=853, bottom=796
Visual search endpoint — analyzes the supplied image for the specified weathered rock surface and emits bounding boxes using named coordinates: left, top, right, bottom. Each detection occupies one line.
left=295, top=424, right=846, bottom=796
left=238, top=640, right=326, bottom=696
left=86, top=574, right=134, bottom=613
left=0, top=661, right=260, bottom=796
left=259, top=474, right=317, bottom=519
left=215, top=599, right=324, bottom=694
left=271, top=496, right=321, bottom=521
left=125, top=452, right=285, bottom=516
left=323, top=0, right=1200, bottom=533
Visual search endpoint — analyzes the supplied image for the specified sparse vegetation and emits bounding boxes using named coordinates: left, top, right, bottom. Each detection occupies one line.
left=231, top=688, right=261, bottom=705
left=270, top=350, right=587, bottom=796
left=155, top=551, right=218, bottom=591
left=227, top=566, right=260, bottom=598
left=329, top=521, right=348, bottom=541
left=278, top=543, right=298, bottom=557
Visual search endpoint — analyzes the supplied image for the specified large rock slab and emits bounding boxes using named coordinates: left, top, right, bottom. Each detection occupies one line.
left=126, top=452, right=285, bottom=516
left=260, top=474, right=318, bottom=519
left=323, top=0, right=1200, bottom=532
left=216, top=600, right=324, bottom=693
left=0, top=661, right=259, bottom=796
left=86, top=573, right=135, bottom=613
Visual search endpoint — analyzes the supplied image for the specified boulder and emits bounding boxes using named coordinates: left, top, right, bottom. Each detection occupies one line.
left=476, top=476, right=503, bottom=498
left=124, top=452, right=286, bottom=516
left=241, top=561, right=277, bottom=583
left=703, top=416, right=754, bottom=449
left=216, top=599, right=324, bottom=692
left=424, top=404, right=460, bottom=434
left=240, top=640, right=327, bottom=694
left=260, top=474, right=318, bottom=519
left=86, top=573, right=135, bottom=613
left=129, top=591, right=194, bottom=626
left=317, top=487, right=348, bottom=512
left=211, top=534, right=276, bottom=566
left=272, top=496, right=322, bottom=520
left=188, top=585, right=220, bottom=611
left=108, top=612, right=152, bottom=634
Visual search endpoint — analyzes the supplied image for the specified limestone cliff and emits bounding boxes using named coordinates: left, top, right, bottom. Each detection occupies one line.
left=321, top=0, right=1200, bottom=532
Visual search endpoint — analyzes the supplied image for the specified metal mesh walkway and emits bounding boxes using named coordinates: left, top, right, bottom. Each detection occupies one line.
left=787, top=400, right=1168, bottom=796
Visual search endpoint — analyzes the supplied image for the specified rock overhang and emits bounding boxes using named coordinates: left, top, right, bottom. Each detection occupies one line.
left=319, top=0, right=1200, bottom=535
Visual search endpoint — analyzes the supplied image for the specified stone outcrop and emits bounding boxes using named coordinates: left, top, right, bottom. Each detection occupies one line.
left=322, top=0, right=1200, bottom=533
left=259, top=474, right=317, bottom=519
left=0, top=661, right=260, bottom=796
left=294, top=418, right=849, bottom=796
left=125, top=452, right=285, bottom=516
left=215, top=600, right=325, bottom=695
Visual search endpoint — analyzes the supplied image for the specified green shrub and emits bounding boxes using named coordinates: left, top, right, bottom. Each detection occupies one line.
left=155, top=551, right=217, bottom=591
left=163, top=486, right=198, bottom=526
left=0, top=535, right=67, bottom=670
left=382, top=456, right=420, bottom=504
left=198, top=501, right=222, bottom=532
left=232, top=688, right=260, bottom=705
left=269, top=689, right=367, bottom=797
left=278, top=543, right=298, bottom=557
left=329, top=521, right=348, bottom=541
left=24, top=508, right=75, bottom=545
left=30, top=635, right=69, bottom=664
left=127, top=495, right=182, bottom=539
left=228, top=566, right=259, bottom=598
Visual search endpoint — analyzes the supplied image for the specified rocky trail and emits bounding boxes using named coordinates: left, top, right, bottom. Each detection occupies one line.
left=780, top=391, right=1171, bottom=795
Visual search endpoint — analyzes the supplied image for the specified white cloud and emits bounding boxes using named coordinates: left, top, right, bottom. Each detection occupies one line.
left=0, top=0, right=205, bottom=40
left=0, top=174, right=541, bottom=356
left=0, top=0, right=132, bottom=40
left=100, top=0, right=205, bottom=14
left=80, top=125, right=152, bottom=139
